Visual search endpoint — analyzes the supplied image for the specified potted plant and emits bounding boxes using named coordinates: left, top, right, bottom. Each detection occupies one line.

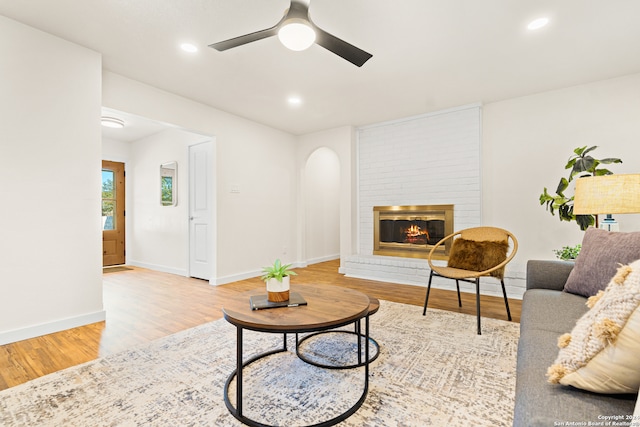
left=261, top=259, right=297, bottom=302
left=553, top=244, right=581, bottom=261
left=539, top=146, right=622, bottom=230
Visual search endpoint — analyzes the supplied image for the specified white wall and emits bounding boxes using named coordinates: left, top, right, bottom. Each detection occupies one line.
left=102, top=137, right=130, bottom=163
left=0, top=16, right=104, bottom=344
left=127, top=129, right=207, bottom=275
left=102, top=137, right=132, bottom=270
left=102, top=72, right=299, bottom=282
left=483, top=72, right=640, bottom=268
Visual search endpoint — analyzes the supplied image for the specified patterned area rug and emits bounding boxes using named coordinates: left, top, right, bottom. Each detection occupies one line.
left=0, top=301, right=519, bottom=426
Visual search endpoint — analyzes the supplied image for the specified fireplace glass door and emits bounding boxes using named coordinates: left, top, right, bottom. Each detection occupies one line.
left=373, top=205, right=454, bottom=259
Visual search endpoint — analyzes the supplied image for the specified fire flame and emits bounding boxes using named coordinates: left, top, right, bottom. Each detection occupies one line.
left=404, top=224, right=429, bottom=243
left=406, top=225, right=421, bottom=236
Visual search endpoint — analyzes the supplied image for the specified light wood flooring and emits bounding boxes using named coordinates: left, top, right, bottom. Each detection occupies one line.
left=0, top=259, right=521, bottom=391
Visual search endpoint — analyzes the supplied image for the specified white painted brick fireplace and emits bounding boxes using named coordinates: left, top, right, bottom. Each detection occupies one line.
left=342, top=104, right=526, bottom=299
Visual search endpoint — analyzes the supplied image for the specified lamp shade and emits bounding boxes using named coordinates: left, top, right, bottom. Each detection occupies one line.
left=573, top=174, right=640, bottom=215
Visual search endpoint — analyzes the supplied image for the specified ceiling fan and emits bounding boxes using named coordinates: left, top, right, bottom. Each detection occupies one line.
left=209, top=0, right=373, bottom=67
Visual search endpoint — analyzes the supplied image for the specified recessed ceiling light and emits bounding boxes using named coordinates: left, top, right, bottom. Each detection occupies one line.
left=101, top=117, right=125, bottom=128
left=180, top=43, right=198, bottom=53
left=527, top=17, right=549, bottom=30
left=288, top=96, right=303, bottom=106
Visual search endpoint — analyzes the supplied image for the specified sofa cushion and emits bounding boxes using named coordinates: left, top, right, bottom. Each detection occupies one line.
left=548, top=260, right=640, bottom=394
left=514, top=328, right=637, bottom=427
left=520, top=289, right=589, bottom=334
left=564, top=228, right=640, bottom=297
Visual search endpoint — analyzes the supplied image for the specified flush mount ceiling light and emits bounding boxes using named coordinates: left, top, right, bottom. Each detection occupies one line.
left=101, top=117, right=125, bottom=129
left=527, top=17, right=549, bottom=30
left=180, top=43, right=198, bottom=53
left=278, top=21, right=316, bottom=51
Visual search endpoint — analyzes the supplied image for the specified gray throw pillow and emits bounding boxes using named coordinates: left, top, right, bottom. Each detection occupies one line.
left=564, top=228, right=640, bottom=297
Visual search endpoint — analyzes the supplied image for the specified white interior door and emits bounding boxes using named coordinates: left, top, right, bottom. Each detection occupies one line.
left=189, top=140, right=214, bottom=280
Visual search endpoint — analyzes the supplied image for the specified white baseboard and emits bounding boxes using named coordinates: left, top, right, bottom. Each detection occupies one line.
left=213, top=269, right=261, bottom=286
left=0, top=310, right=106, bottom=346
left=305, top=254, right=340, bottom=265
left=127, top=260, right=188, bottom=277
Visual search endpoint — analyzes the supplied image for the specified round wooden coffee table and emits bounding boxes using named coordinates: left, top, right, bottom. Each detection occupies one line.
left=222, top=283, right=372, bottom=427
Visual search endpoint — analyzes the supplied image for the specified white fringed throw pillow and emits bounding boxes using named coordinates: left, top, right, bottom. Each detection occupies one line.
left=547, top=259, right=640, bottom=394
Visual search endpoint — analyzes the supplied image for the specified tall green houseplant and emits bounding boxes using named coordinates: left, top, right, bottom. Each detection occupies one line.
left=539, top=146, right=622, bottom=230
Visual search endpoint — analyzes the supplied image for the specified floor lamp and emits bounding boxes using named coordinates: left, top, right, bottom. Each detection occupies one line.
left=573, top=174, right=640, bottom=231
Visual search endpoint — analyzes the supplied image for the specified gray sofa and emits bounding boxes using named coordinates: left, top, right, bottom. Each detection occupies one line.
left=513, top=260, right=638, bottom=426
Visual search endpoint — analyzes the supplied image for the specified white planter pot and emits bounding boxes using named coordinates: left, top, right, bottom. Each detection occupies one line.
left=266, top=276, right=290, bottom=302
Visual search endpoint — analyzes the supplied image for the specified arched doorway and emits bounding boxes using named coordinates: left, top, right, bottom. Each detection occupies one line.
left=304, top=147, right=341, bottom=262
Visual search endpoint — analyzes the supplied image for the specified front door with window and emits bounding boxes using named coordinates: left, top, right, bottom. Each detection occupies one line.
left=102, top=160, right=125, bottom=266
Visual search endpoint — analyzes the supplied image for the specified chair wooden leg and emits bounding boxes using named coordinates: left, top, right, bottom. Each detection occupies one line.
left=423, top=270, right=435, bottom=315
left=501, top=279, right=512, bottom=321
left=455, top=280, right=462, bottom=307
left=475, top=278, right=481, bottom=335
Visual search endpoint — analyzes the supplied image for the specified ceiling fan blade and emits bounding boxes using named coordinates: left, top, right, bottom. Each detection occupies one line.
left=209, top=25, right=280, bottom=51
left=313, top=26, right=372, bottom=67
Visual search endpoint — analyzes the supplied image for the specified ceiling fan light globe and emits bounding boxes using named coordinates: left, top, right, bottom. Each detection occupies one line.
left=278, top=22, right=316, bottom=51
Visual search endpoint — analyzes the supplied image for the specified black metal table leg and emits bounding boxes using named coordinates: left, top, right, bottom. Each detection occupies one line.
left=236, top=326, right=243, bottom=417
left=356, top=320, right=362, bottom=365
left=476, top=278, right=481, bottom=335
left=224, top=328, right=288, bottom=425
